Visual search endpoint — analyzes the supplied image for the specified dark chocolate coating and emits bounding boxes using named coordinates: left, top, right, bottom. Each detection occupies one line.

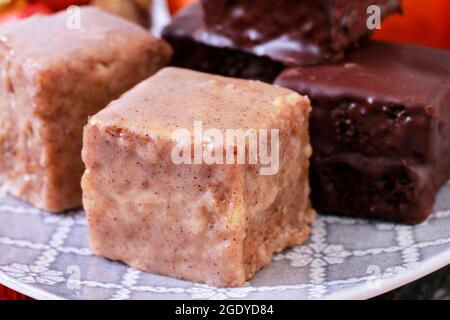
left=199, top=0, right=402, bottom=65
left=275, top=41, right=450, bottom=224
left=162, top=4, right=283, bottom=82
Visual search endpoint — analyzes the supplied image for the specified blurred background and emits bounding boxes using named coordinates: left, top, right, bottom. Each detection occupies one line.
left=0, top=0, right=449, bottom=300
left=0, top=0, right=449, bottom=49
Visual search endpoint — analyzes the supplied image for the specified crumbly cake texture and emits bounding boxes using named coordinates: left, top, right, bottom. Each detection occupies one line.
left=0, top=7, right=171, bottom=212
left=275, top=41, right=450, bottom=224
left=82, top=67, right=314, bottom=287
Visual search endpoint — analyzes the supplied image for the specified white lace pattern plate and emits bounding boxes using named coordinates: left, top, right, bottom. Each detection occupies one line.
left=0, top=183, right=449, bottom=300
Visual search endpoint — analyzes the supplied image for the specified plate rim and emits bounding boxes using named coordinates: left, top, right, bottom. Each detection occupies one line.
left=0, top=270, right=64, bottom=300
left=1, top=248, right=449, bottom=300
left=326, top=249, right=450, bottom=300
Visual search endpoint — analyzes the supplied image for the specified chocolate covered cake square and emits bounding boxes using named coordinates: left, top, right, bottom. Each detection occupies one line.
left=163, top=0, right=402, bottom=81
left=275, top=41, right=450, bottom=224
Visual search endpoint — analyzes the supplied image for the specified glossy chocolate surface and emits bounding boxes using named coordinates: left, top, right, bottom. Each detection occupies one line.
left=163, top=1, right=401, bottom=78
left=199, top=0, right=402, bottom=65
left=163, top=4, right=284, bottom=82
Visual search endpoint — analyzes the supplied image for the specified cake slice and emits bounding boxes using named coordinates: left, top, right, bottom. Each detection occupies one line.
left=275, top=41, right=450, bottom=224
left=200, top=0, right=402, bottom=65
left=0, top=7, right=171, bottom=212
left=162, top=0, right=402, bottom=82
left=82, top=67, right=314, bottom=287
left=162, top=4, right=284, bottom=83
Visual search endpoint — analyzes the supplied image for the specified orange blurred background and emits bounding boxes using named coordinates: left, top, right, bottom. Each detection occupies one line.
left=0, top=285, right=32, bottom=300
left=168, top=0, right=196, bottom=13
left=374, top=0, right=450, bottom=49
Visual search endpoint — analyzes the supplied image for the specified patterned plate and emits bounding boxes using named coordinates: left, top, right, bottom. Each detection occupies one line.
left=0, top=183, right=449, bottom=300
